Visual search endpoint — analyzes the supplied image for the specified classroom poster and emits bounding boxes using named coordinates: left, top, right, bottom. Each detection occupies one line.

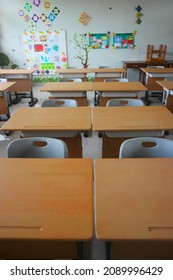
left=23, top=30, right=67, bottom=74
left=112, top=32, right=136, bottom=49
left=88, top=33, right=110, bottom=49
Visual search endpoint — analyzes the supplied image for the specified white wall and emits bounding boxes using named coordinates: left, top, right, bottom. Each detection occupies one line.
left=0, top=0, right=173, bottom=68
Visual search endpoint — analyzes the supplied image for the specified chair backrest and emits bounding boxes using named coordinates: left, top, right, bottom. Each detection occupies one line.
left=107, top=98, right=145, bottom=107
left=119, top=137, right=173, bottom=158
left=164, top=77, right=173, bottom=81
left=7, top=137, right=68, bottom=158
left=104, top=78, right=128, bottom=82
left=147, top=65, right=165, bottom=69
left=0, top=78, right=7, bottom=82
left=99, top=66, right=115, bottom=68
left=60, top=78, right=82, bottom=82
left=41, top=99, right=77, bottom=107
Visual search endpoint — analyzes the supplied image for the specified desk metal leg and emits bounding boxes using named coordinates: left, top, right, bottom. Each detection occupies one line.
left=76, top=241, right=84, bottom=259
left=106, top=241, right=112, bottom=260
left=28, top=91, right=38, bottom=107
left=142, top=91, right=150, bottom=105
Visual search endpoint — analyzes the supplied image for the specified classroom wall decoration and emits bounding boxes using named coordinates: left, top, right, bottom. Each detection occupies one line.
left=79, top=12, right=91, bottom=26
left=88, top=32, right=110, bottom=49
left=135, top=5, right=143, bottom=24
left=112, top=31, right=136, bottom=49
left=18, top=1, right=60, bottom=28
left=23, top=30, right=67, bottom=74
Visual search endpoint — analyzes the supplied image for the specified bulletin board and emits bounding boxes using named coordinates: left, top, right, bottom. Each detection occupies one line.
left=88, top=33, right=110, bottom=49
left=112, top=32, right=136, bottom=49
left=23, top=30, right=67, bottom=74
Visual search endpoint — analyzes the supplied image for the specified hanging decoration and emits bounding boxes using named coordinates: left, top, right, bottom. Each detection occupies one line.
left=135, top=5, right=143, bottom=24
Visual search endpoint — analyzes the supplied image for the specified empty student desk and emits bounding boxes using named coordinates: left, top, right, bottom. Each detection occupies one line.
left=1, top=107, right=91, bottom=157
left=140, top=67, right=173, bottom=102
left=0, top=82, right=16, bottom=120
left=0, top=68, right=38, bottom=106
left=122, top=60, right=173, bottom=80
left=56, top=67, right=126, bottom=81
left=94, top=158, right=173, bottom=259
left=93, top=81, right=147, bottom=105
left=156, top=80, right=173, bottom=112
left=92, top=106, right=173, bottom=157
left=0, top=158, right=93, bottom=259
left=40, top=81, right=93, bottom=106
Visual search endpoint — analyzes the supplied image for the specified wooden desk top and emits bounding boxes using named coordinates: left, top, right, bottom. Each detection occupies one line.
left=156, top=81, right=173, bottom=90
left=0, top=82, right=16, bottom=92
left=94, top=158, right=173, bottom=240
left=93, top=82, right=147, bottom=92
left=56, top=68, right=126, bottom=74
left=141, top=68, right=173, bottom=74
left=40, top=82, right=93, bottom=92
left=1, top=107, right=91, bottom=131
left=0, top=69, right=36, bottom=75
left=92, top=106, right=173, bottom=131
left=0, top=158, right=93, bottom=240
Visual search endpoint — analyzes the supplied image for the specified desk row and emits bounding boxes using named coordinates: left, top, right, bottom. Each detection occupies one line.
left=1, top=158, right=173, bottom=260
left=1, top=106, right=173, bottom=157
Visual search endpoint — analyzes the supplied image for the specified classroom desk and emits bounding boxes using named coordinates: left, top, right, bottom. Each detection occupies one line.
left=156, top=80, right=173, bottom=112
left=123, top=60, right=173, bottom=80
left=0, top=69, right=38, bottom=106
left=0, top=158, right=93, bottom=259
left=40, top=81, right=93, bottom=106
left=1, top=107, right=91, bottom=157
left=94, top=158, right=173, bottom=259
left=92, top=106, right=173, bottom=157
left=140, top=68, right=173, bottom=90
left=93, top=82, right=147, bottom=105
left=56, top=67, right=126, bottom=80
left=0, top=82, right=16, bottom=120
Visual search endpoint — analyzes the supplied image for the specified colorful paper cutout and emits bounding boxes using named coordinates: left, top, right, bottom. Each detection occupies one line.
left=48, top=13, right=56, bottom=22
left=52, top=7, right=60, bottom=16
left=45, top=22, right=53, bottom=29
left=34, top=44, right=44, bottom=52
left=79, top=12, right=91, bottom=26
left=24, top=3, right=32, bottom=12
left=40, top=13, right=47, bottom=22
left=32, top=14, right=39, bottom=23
left=135, top=5, right=143, bottom=24
left=19, top=10, right=25, bottom=17
left=33, top=0, right=41, bottom=7
left=44, top=1, right=51, bottom=9
left=24, top=14, right=31, bottom=22
left=29, top=21, right=37, bottom=29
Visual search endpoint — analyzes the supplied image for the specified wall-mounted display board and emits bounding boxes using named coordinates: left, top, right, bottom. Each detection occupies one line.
left=23, top=30, right=67, bottom=74
left=112, top=31, right=136, bottom=49
left=88, top=32, right=110, bottom=49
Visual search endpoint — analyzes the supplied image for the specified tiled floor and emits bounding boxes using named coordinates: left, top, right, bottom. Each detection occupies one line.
left=0, top=85, right=172, bottom=259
